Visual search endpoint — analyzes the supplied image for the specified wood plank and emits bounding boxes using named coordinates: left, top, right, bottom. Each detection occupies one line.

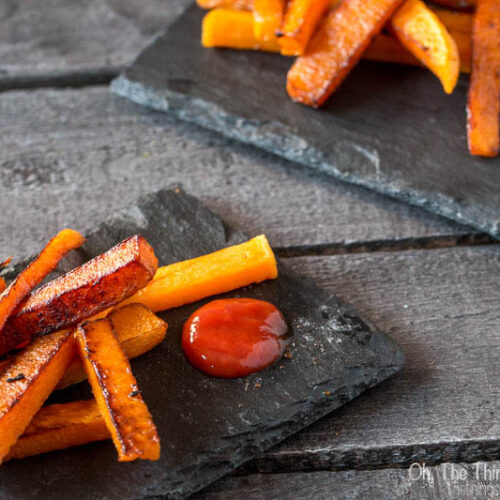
left=0, top=0, right=190, bottom=77
left=198, top=462, right=500, bottom=499
left=244, top=245, right=500, bottom=471
left=0, top=86, right=469, bottom=258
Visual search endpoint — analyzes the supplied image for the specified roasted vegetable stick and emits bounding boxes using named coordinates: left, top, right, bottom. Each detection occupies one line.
left=0, top=278, right=5, bottom=294
left=58, top=303, right=167, bottom=389
left=0, top=330, right=75, bottom=462
left=197, top=0, right=253, bottom=9
left=277, top=0, right=332, bottom=56
left=201, top=8, right=472, bottom=72
left=467, top=0, right=500, bottom=157
left=76, top=319, right=160, bottom=461
left=0, top=235, right=158, bottom=357
left=203, top=9, right=280, bottom=51
left=121, top=235, right=277, bottom=313
left=6, top=400, right=109, bottom=461
left=253, top=0, right=285, bottom=42
left=366, top=32, right=471, bottom=73
left=287, top=0, right=405, bottom=107
left=391, top=0, right=459, bottom=93
left=0, top=229, right=84, bottom=341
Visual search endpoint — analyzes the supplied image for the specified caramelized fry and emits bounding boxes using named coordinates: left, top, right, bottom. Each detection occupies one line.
left=391, top=0, right=459, bottom=93
left=277, top=0, right=331, bottom=56
left=121, top=235, right=277, bottom=313
left=467, top=0, right=500, bottom=156
left=0, top=229, right=84, bottom=344
left=58, top=303, right=167, bottom=389
left=0, top=278, right=5, bottom=294
left=365, top=32, right=471, bottom=73
left=76, top=319, right=160, bottom=461
left=6, top=400, right=109, bottom=461
left=0, top=330, right=75, bottom=462
left=253, top=0, right=285, bottom=42
left=202, top=9, right=280, bottom=51
left=0, top=235, right=158, bottom=357
left=287, top=0, right=405, bottom=107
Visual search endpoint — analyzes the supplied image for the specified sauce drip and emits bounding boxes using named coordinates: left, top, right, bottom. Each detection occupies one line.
left=182, top=298, right=289, bottom=378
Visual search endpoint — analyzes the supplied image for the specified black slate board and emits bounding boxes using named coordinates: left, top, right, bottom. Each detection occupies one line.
left=0, top=188, right=403, bottom=499
left=112, top=4, right=500, bottom=240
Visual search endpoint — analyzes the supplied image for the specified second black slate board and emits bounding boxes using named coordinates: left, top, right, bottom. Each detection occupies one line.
left=112, top=4, right=500, bottom=240
left=0, top=188, right=403, bottom=499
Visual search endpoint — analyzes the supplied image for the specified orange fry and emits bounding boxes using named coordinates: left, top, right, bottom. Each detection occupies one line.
left=253, top=0, right=285, bottom=42
left=390, top=0, right=459, bottom=93
left=277, top=0, right=331, bottom=56
left=6, top=400, right=109, bottom=461
left=76, top=319, right=160, bottom=461
left=202, top=9, right=280, bottom=51
left=0, top=229, right=84, bottom=340
left=287, top=0, right=405, bottom=107
left=197, top=0, right=253, bottom=9
left=467, top=0, right=500, bottom=156
left=0, top=330, right=76, bottom=462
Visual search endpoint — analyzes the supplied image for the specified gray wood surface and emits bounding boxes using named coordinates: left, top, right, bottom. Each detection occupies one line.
left=246, top=246, right=500, bottom=471
left=0, top=86, right=471, bottom=259
left=0, top=0, right=189, bottom=78
left=200, top=462, right=500, bottom=499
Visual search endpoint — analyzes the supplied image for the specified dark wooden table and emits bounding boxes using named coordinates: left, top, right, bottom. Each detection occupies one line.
left=1, top=2, right=500, bottom=498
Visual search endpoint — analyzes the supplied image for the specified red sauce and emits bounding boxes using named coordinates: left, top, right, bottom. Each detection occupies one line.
left=182, top=298, right=289, bottom=378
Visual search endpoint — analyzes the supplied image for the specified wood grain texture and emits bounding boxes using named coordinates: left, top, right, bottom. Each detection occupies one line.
left=0, top=86, right=469, bottom=260
left=243, top=245, right=500, bottom=471
left=0, top=0, right=190, bottom=77
left=199, top=462, right=500, bottom=499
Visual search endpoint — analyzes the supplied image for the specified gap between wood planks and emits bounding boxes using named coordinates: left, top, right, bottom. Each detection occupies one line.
left=0, top=67, right=122, bottom=92
left=275, top=233, right=498, bottom=258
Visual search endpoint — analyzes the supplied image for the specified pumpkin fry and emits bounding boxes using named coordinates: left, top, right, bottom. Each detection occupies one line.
left=0, top=330, right=75, bottom=462
left=6, top=400, right=109, bottom=461
left=467, top=0, right=500, bottom=157
left=121, top=235, right=277, bottom=313
left=76, top=319, right=160, bottom=461
left=197, top=0, right=253, bottom=9
left=366, top=31, right=471, bottom=73
left=277, top=0, right=331, bottom=56
left=0, top=235, right=158, bottom=357
left=0, top=229, right=84, bottom=344
left=58, top=303, right=167, bottom=389
left=253, top=0, right=285, bottom=42
left=287, top=0, right=405, bottom=107
left=202, top=9, right=280, bottom=51
left=390, top=0, right=459, bottom=94
left=0, top=278, right=5, bottom=294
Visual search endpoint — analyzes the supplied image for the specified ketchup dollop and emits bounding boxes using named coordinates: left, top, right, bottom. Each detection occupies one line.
left=182, top=298, right=289, bottom=378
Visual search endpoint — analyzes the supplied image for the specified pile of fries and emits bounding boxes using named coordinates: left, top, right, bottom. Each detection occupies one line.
left=199, top=0, right=500, bottom=158
left=0, top=230, right=277, bottom=463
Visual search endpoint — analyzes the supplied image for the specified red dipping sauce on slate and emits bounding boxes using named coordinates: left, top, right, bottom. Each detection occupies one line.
left=182, top=298, right=289, bottom=378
